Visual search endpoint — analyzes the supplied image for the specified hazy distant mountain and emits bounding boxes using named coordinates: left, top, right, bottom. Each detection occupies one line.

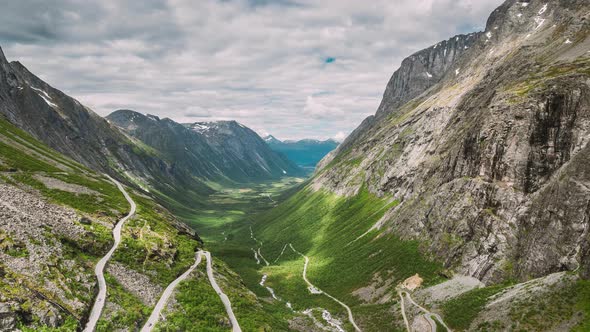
left=263, top=135, right=339, bottom=170
left=108, top=110, right=303, bottom=183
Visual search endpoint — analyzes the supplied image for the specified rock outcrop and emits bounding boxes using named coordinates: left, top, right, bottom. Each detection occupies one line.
left=314, top=0, right=590, bottom=283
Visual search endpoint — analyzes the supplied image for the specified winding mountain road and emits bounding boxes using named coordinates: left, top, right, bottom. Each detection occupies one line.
left=83, top=175, right=136, bottom=332
left=399, top=291, right=451, bottom=332
left=289, top=244, right=362, bottom=332
left=141, top=252, right=203, bottom=332
left=203, top=251, right=242, bottom=332
left=399, top=292, right=411, bottom=332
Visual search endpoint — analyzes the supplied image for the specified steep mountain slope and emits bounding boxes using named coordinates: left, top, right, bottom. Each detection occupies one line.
left=263, top=135, right=339, bottom=170
left=314, top=0, right=590, bottom=283
left=0, top=47, right=301, bottom=332
left=0, top=110, right=286, bottom=331
left=107, top=110, right=302, bottom=183
left=186, top=120, right=303, bottom=180
left=0, top=116, right=203, bottom=330
left=0, top=49, right=216, bottom=207
left=250, top=0, right=590, bottom=330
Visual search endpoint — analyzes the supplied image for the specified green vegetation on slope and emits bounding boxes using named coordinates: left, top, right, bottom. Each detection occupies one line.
left=156, top=268, right=229, bottom=332
left=441, top=277, right=590, bottom=332
left=97, top=273, right=150, bottom=331
left=254, top=188, right=443, bottom=299
left=204, top=186, right=444, bottom=331
left=441, top=284, right=508, bottom=330
left=573, top=280, right=590, bottom=332
left=0, top=116, right=207, bottom=331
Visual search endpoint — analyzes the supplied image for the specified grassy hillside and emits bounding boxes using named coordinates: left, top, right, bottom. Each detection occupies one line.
left=204, top=185, right=445, bottom=331
left=0, top=116, right=264, bottom=331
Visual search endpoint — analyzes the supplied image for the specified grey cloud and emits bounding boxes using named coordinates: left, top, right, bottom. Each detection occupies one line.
left=0, top=0, right=504, bottom=140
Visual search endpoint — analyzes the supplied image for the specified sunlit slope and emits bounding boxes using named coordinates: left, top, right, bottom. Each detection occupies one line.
left=248, top=187, right=444, bottom=331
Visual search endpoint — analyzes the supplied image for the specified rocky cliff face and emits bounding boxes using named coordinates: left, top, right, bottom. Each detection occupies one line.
left=107, top=110, right=302, bottom=182
left=314, top=0, right=590, bottom=283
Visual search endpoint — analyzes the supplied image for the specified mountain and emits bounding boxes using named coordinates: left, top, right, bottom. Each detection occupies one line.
left=251, top=0, right=590, bottom=330
left=0, top=50, right=292, bottom=331
left=185, top=120, right=303, bottom=179
left=0, top=113, right=205, bottom=330
left=107, top=110, right=302, bottom=182
left=263, top=135, right=339, bottom=170
left=263, top=134, right=281, bottom=144
left=0, top=48, right=213, bottom=207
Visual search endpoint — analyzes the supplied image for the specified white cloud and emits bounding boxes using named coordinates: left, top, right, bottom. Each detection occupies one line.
left=333, top=131, right=348, bottom=142
left=0, top=0, right=504, bottom=140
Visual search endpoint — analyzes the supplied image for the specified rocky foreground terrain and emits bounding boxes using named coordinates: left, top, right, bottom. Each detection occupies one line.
left=0, top=116, right=207, bottom=330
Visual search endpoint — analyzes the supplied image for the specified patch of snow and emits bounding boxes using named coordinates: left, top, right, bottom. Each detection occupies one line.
left=35, top=93, right=59, bottom=109
left=486, top=31, right=493, bottom=39
left=282, top=169, right=287, bottom=174
left=521, top=2, right=529, bottom=7
left=565, top=39, right=573, bottom=44
left=538, top=3, right=548, bottom=15
left=30, top=87, right=51, bottom=100
left=426, top=72, right=433, bottom=78
left=456, top=37, right=459, bottom=41
left=494, top=26, right=499, bottom=30
left=517, top=13, right=523, bottom=18
left=464, top=46, right=469, bottom=50
left=443, top=48, right=447, bottom=57
left=31, top=87, right=59, bottom=109
left=455, top=69, right=460, bottom=76
left=286, top=302, right=292, bottom=310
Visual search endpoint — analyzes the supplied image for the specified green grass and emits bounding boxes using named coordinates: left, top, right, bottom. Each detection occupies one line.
left=112, top=194, right=201, bottom=286
left=573, top=280, right=590, bottom=331
left=434, top=316, right=448, bottom=332
left=254, top=188, right=443, bottom=298
left=19, top=316, right=78, bottom=332
left=155, top=268, right=229, bottom=332
left=204, top=186, right=445, bottom=331
left=96, top=273, right=150, bottom=331
left=441, top=284, right=509, bottom=330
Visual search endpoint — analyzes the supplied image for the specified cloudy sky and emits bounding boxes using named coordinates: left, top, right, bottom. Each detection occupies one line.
left=0, top=0, right=503, bottom=141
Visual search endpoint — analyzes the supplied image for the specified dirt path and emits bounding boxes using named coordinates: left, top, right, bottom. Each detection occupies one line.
left=203, top=251, right=242, bottom=332
left=399, top=292, right=411, bottom=331
left=141, top=252, right=203, bottom=332
left=289, top=244, right=362, bottom=332
left=83, top=175, right=136, bottom=332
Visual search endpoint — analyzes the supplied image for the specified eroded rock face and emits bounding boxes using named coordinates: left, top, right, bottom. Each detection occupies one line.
left=0, top=303, right=17, bottom=331
left=376, top=32, right=481, bottom=119
left=314, top=0, right=590, bottom=283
